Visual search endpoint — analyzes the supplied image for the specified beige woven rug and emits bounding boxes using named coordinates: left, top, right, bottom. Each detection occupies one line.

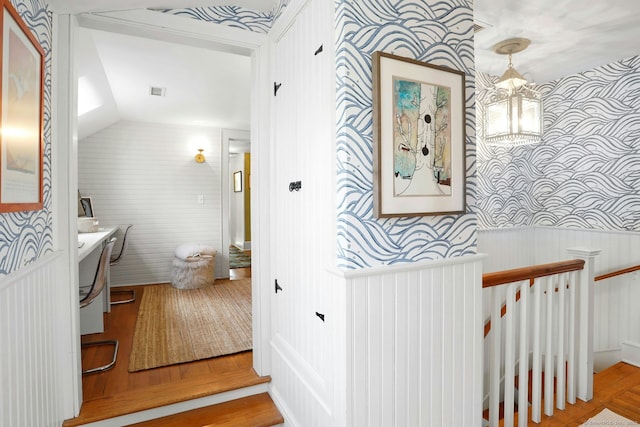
left=129, top=279, right=252, bottom=372
left=580, top=408, right=638, bottom=426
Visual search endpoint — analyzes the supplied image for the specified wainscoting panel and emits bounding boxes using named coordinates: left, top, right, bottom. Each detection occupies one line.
left=477, top=227, right=537, bottom=273
left=0, top=253, right=64, bottom=427
left=344, top=255, right=484, bottom=427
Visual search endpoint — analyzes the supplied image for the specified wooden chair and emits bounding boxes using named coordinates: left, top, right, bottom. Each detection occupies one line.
left=80, top=238, right=119, bottom=374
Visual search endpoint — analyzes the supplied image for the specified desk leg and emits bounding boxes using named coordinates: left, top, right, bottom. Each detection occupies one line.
left=79, top=246, right=105, bottom=335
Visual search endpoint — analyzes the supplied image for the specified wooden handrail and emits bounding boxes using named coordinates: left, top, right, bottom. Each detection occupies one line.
left=595, top=264, right=640, bottom=282
left=482, top=259, right=585, bottom=338
left=483, top=259, right=585, bottom=289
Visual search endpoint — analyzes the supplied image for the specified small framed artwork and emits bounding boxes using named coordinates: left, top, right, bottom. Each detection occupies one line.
left=79, top=196, right=94, bottom=218
left=233, top=171, right=242, bottom=192
left=0, top=0, right=45, bottom=212
left=372, top=51, right=466, bottom=218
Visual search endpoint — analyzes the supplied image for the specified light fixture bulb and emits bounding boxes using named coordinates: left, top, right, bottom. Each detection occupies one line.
left=195, top=148, right=205, bottom=163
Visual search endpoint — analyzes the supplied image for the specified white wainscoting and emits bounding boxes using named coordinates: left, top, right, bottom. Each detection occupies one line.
left=479, top=226, right=640, bottom=366
left=342, top=255, right=485, bottom=427
left=477, top=227, right=537, bottom=273
left=0, top=253, right=65, bottom=427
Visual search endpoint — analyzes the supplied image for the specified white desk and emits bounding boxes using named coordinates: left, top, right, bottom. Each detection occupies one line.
left=78, top=226, right=118, bottom=335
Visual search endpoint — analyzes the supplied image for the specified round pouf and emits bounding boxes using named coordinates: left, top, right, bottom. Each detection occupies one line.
left=171, top=243, right=217, bottom=289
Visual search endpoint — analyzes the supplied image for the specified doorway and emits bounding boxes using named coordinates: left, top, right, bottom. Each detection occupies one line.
left=67, top=9, right=271, bottom=419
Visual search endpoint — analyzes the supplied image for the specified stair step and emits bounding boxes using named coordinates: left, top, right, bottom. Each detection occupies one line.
left=63, top=370, right=271, bottom=426
left=126, top=393, right=284, bottom=427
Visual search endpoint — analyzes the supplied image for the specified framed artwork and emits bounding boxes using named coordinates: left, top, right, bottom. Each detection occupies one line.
left=79, top=196, right=94, bottom=218
left=372, top=51, right=466, bottom=218
left=233, top=171, right=242, bottom=192
left=0, top=0, right=44, bottom=212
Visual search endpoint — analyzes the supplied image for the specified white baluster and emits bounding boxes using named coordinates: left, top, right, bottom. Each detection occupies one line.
left=531, top=277, right=543, bottom=422
left=567, top=270, right=577, bottom=404
left=504, top=284, right=516, bottom=426
left=518, top=280, right=529, bottom=427
left=556, top=273, right=567, bottom=409
left=544, top=276, right=554, bottom=416
left=489, top=287, right=502, bottom=427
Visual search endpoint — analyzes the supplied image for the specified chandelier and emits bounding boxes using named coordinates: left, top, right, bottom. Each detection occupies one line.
left=483, top=38, right=543, bottom=147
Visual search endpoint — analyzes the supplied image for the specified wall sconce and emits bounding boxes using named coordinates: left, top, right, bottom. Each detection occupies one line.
left=195, top=148, right=205, bottom=163
left=483, top=37, right=543, bottom=147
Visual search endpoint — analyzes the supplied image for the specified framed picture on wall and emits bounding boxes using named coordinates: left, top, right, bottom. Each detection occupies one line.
left=372, top=51, right=466, bottom=218
left=0, top=0, right=45, bottom=212
left=233, top=171, right=242, bottom=192
left=79, top=197, right=94, bottom=218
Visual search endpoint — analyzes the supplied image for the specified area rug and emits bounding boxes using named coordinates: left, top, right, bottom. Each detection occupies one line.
left=229, top=245, right=251, bottom=269
left=580, top=408, right=638, bottom=426
left=129, top=279, right=252, bottom=372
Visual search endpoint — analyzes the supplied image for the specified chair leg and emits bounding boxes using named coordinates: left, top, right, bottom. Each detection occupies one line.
left=82, top=340, right=119, bottom=374
left=110, top=289, right=136, bottom=306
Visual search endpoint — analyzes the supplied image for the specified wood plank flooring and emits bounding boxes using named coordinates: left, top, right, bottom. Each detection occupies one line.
left=64, top=270, right=265, bottom=426
left=126, top=393, right=284, bottom=427
left=498, top=361, right=640, bottom=426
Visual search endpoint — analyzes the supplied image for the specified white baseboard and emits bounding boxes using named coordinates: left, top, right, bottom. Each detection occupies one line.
left=621, top=342, right=640, bottom=368
left=593, top=349, right=622, bottom=373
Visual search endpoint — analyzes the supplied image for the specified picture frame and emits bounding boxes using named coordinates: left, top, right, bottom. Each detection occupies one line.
left=372, top=51, right=466, bottom=218
left=0, top=0, right=45, bottom=212
left=233, top=171, right=242, bottom=192
left=79, top=196, right=94, bottom=218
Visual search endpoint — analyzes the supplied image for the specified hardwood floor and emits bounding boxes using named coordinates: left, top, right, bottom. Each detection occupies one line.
left=127, top=393, right=283, bottom=427
left=499, top=361, right=640, bottom=426
left=64, top=271, right=265, bottom=426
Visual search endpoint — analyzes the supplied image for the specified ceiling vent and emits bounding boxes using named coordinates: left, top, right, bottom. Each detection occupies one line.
left=149, top=86, right=166, bottom=97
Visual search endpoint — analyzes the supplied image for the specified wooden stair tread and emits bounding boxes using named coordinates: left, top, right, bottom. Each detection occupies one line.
left=63, top=370, right=271, bottom=426
left=126, top=393, right=283, bottom=427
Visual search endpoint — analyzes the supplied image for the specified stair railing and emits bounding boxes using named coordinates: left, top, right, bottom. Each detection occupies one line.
left=482, top=248, right=601, bottom=426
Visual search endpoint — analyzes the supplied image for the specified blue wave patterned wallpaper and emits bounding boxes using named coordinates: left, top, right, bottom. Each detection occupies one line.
left=477, top=56, right=640, bottom=231
left=335, top=0, right=477, bottom=269
left=163, top=0, right=477, bottom=269
left=160, top=0, right=289, bottom=34
left=0, top=0, right=52, bottom=276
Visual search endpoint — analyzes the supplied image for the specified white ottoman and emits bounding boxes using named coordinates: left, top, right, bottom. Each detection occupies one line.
left=171, top=243, right=217, bottom=289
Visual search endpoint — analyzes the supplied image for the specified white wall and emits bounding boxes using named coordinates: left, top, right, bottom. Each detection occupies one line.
left=78, top=121, right=224, bottom=285
left=230, top=153, right=247, bottom=248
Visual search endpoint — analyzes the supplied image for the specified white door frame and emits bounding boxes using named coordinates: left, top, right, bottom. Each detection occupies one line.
left=55, top=9, right=272, bottom=416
